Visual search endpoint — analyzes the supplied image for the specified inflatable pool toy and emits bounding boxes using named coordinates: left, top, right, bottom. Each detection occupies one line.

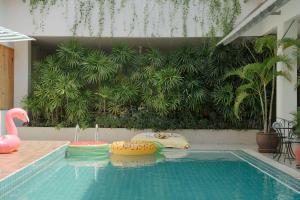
left=0, top=108, right=29, bottom=154
left=131, top=132, right=190, bottom=149
left=110, top=153, right=165, bottom=168
left=66, top=141, right=110, bottom=157
left=111, top=141, right=159, bottom=156
left=66, top=125, right=109, bottom=157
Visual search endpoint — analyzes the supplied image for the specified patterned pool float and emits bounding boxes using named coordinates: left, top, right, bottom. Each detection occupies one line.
left=111, top=141, right=160, bottom=156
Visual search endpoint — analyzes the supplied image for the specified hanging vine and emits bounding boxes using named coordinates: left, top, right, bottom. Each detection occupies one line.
left=182, top=0, right=190, bottom=37
left=120, top=0, right=128, bottom=10
left=169, top=0, right=180, bottom=37
left=129, top=2, right=137, bottom=36
left=208, top=0, right=241, bottom=36
left=25, top=0, right=241, bottom=38
left=97, top=0, right=105, bottom=36
left=143, top=1, right=150, bottom=36
left=109, top=0, right=116, bottom=36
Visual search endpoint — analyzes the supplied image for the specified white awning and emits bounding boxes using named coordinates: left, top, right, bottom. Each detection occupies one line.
left=0, top=26, right=34, bottom=42
left=217, top=0, right=291, bottom=45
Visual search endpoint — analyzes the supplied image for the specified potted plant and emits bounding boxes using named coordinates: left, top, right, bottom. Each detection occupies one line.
left=226, top=36, right=291, bottom=153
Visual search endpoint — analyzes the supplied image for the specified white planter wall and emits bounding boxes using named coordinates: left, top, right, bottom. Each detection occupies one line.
left=18, top=127, right=258, bottom=145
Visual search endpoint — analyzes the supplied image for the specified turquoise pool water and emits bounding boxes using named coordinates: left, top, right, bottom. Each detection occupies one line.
left=1, top=147, right=300, bottom=200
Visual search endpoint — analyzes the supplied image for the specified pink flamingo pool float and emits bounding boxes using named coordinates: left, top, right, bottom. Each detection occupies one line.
left=0, top=108, right=29, bottom=154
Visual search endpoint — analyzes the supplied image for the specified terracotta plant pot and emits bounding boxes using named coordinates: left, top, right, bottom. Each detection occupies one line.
left=256, top=132, right=279, bottom=153
left=295, top=147, right=300, bottom=166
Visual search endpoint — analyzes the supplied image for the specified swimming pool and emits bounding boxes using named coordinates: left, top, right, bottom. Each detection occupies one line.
left=1, top=147, right=300, bottom=200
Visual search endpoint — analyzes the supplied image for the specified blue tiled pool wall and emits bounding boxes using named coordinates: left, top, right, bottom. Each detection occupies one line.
left=0, top=145, right=66, bottom=199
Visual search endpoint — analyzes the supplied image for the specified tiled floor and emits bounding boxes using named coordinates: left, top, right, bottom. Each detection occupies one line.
left=0, top=140, right=68, bottom=180
left=263, top=151, right=300, bottom=171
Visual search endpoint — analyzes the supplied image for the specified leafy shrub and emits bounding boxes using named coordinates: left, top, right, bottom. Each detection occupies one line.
left=25, top=40, right=263, bottom=130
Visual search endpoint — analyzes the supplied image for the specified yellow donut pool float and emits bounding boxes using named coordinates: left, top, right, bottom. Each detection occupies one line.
left=111, top=141, right=158, bottom=156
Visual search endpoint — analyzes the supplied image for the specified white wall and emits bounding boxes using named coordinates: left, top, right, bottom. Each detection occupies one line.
left=13, top=41, right=31, bottom=108
left=0, top=0, right=259, bottom=38
left=277, top=20, right=298, bottom=120
left=0, top=1, right=5, bottom=26
left=0, top=111, right=7, bottom=135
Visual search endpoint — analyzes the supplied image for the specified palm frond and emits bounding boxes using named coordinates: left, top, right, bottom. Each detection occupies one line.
left=234, top=92, right=250, bottom=119
left=111, top=44, right=136, bottom=65
left=84, top=50, right=118, bottom=83
left=57, top=40, right=85, bottom=68
left=281, top=38, right=300, bottom=49
left=212, top=84, right=233, bottom=106
left=255, top=35, right=277, bottom=54
left=143, top=48, right=165, bottom=68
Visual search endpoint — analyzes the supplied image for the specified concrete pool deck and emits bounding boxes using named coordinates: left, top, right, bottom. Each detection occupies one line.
left=0, top=140, right=68, bottom=180
left=1, top=142, right=300, bottom=182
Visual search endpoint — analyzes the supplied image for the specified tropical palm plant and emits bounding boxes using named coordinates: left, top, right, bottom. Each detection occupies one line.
left=226, top=36, right=291, bottom=134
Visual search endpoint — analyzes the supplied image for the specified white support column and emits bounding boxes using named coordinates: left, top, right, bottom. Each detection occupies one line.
left=277, top=20, right=298, bottom=120
left=13, top=41, right=31, bottom=108
left=0, top=111, right=7, bottom=135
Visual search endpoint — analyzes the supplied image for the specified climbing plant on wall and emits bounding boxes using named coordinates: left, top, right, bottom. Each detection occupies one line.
left=26, top=0, right=241, bottom=38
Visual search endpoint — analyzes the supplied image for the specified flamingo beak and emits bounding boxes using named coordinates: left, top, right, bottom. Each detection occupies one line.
left=23, top=115, right=30, bottom=126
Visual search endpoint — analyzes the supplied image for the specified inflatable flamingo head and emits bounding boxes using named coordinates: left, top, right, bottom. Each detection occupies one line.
left=7, top=108, right=30, bottom=126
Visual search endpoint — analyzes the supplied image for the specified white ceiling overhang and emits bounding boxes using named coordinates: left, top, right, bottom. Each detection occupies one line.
left=0, top=26, right=34, bottom=42
left=218, top=0, right=291, bottom=45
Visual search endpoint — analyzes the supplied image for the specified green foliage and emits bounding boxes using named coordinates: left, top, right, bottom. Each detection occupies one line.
left=208, top=0, right=241, bottom=36
left=292, top=108, right=300, bottom=137
left=226, top=36, right=292, bottom=134
left=25, top=40, right=263, bottom=130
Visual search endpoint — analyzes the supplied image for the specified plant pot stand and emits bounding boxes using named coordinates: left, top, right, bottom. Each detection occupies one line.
left=295, top=146, right=300, bottom=167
